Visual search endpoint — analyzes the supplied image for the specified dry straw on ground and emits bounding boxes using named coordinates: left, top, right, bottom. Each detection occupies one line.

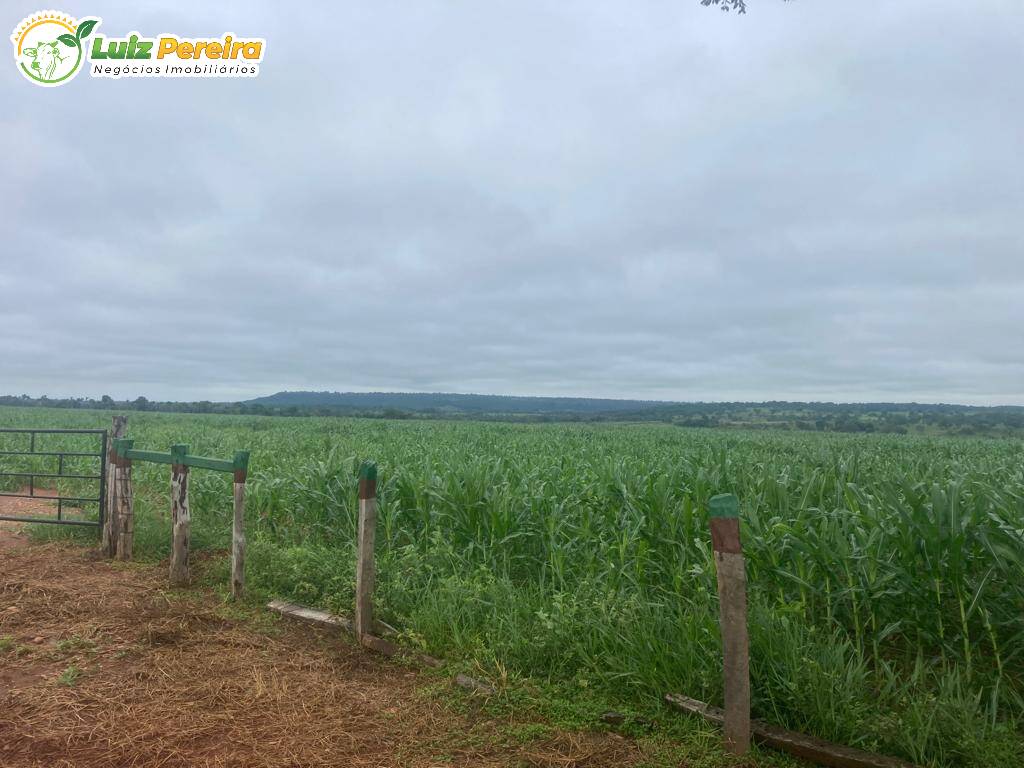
left=0, top=528, right=646, bottom=768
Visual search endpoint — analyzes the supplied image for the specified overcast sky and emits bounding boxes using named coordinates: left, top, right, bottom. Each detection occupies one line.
left=3, top=1, right=1022, bottom=404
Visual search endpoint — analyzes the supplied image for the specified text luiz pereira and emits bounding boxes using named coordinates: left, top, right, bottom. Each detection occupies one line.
left=91, top=32, right=264, bottom=78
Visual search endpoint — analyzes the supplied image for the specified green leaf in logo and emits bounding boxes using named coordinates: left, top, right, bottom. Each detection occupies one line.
left=76, top=19, right=98, bottom=40
left=58, top=33, right=77, bottom=47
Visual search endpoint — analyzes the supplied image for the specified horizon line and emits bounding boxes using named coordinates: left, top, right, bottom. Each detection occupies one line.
left=4, top=390, right=1024, bottom=410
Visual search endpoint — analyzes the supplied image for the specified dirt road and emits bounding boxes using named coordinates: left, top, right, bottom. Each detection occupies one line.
left=0, top=528, right=652, bottom=768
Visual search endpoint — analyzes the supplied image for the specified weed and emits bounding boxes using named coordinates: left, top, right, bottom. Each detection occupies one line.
left=56, top=666, right=82, bottom=686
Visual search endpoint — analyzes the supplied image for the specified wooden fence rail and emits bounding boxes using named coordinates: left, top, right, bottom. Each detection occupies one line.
left=109, top=433, right=249, bottom=594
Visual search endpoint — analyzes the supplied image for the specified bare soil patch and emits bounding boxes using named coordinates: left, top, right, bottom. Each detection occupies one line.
left=0, top=487, right=88, bottom=528
left=0, top=530, right=651, bottom=768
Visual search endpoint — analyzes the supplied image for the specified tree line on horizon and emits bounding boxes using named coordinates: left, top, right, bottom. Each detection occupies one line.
left=1, top=392, right=1022, bottom=437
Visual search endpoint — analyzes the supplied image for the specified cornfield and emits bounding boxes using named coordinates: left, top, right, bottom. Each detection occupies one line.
left=4, top=407, right=1023, bottom=766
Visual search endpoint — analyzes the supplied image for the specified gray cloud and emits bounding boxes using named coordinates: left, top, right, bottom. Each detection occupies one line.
left=2, top=0, right=1021, bottom=404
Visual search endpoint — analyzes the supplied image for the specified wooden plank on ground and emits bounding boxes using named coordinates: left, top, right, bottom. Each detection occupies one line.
left=267, top=600, right=354, bottom=632
left=664, top=694, right=919, bottom=768
left=266, top=600, right=398, bottom=637
left=454, top=674, right=496, bottom=695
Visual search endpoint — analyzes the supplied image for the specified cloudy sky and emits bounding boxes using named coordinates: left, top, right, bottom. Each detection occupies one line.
left=3, top=1, right=1022, bottom=404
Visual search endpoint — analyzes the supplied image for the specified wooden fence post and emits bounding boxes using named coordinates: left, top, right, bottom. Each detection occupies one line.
left=114, top=439, right=134, bottom=561
left=169, top=444, right=191, bottom=586
left=102, top=415, right=127, bottom=557
left=231, top=451, right=250, bottom=599
left=355, top=461, right=377, bottom=640
left=709, top=493, right=750, bottom=755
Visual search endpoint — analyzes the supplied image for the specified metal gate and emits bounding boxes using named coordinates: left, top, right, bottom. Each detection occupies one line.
left=0, top=428, right=107, bottom=528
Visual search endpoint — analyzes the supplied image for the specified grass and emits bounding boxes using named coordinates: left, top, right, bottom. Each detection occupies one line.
left=56, top=666, right=82, bottom=687
left=3, top=405, right=1023, bottom=766
left=55, top=635, right=96, bottom=655
left=418, top=672, right=804, bottom=768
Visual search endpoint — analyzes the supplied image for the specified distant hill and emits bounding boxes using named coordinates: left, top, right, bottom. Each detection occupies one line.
left=3, top=391, right=1023, bottom=437
left=246, top=390, right=669, bottom=415
left=239, top=391, right=1024, bottom=436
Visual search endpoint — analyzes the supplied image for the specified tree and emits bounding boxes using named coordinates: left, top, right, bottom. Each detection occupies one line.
left=701, top=0, right=791, bottom=12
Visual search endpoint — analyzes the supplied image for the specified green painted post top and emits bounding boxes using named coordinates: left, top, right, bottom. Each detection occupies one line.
left=170, top=444, right=189, bottom=465
left=708, top=493, right=739, bottom=518
left=232, top=451, right=251, bottom=472
left=358, top=461, right=377, bottom=481
left=112, top=438, right=134, bottom=458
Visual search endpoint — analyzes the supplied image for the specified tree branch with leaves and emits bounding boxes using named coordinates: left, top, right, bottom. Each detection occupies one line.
left=700, top=0, right=792, bottom=13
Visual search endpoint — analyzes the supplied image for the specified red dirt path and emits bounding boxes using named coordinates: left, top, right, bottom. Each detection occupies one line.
left=0, top=527, right=653, bottom=768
